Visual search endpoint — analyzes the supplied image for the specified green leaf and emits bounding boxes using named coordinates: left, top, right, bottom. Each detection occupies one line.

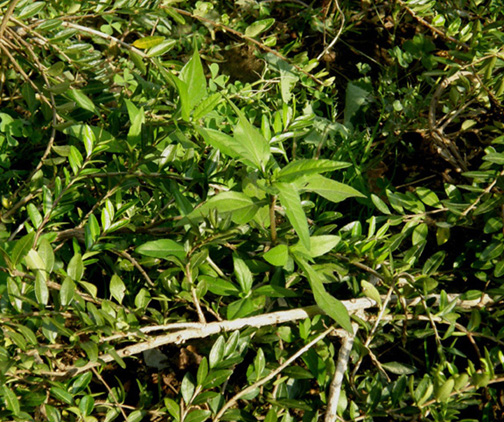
left=35, top=271, right=49, bottom=306
left=416, top=187, right=441, bottom=207
left=1, top=385, right=20, bottom=415
left=277, top=159, right=350, bottom=182
left=227, top=297, right=264, bottom=320
left=132, top=36, right=165, bottom=49
left=204, top=276, right=240, bottom=296
left=371, top=194, right=391, bottom=214
left=181, top=373, right=196, bottom=404
left=480, top=241, right=504, bottom=261
left=38, top=238, right=54, bottom=274
left=276, top=182, right=310, bottom=251
left=70, top=371, right=93, bottom=394
left=11, top=231, right=35, bottom=266
left=278, top=59, right=298, bottom=103
left=193, top=93, right=222, bottom=120
left=79, top=395, right=94, bottom=416
left=382, top=361, right=417, bottom=375
left=344, top=82, right=372, bottom=126
left=136, top=239, right=186, bottom=261
left=84, top=213, right=100, bottom=250
left=263, top=244, right=289, bottom=266
left=245, top=18, right=275, bottom=37
left=299, top=174, right=365, bottom=203
left=81, top=341, right=99, bottom=362
left=66, top=89, right=98, bottom=115
left=68, top=253, right=84, bottom=282
left=179, top=49, right=207, bottom=118
left=125, top=99, right=145, bottom=147
left=42, top=185, right=53, bottom=216
left=18, top=1, right=46, bottom=19
left=197, top=357, right=209, bottom=386
left=186, top=191, right=259, bottom=225
left=164, top=398, right=180, bottom=420
left=483, top=152, right=504, bottom=165
left=283, top=366, right=314, bottom=379
left=68, top=145, right=83, bottom=175
left=25, top=248, right=46, bottom=272
left=227, top=101, right=271, bottom=171
left=290, top=235, right=340, bottom=258
left=27, top=203, right=43, bottom=228
left=295, top=257, right=352, bottom=333
left=202, top=369, right=233, bottom=389
left=209, top=335, right=226, bottom=369
left=50, top=387, right=74, bottom=405
left=494, top=260, right=504, bottom=277
left=127, top=410, right=146, bottom=422
left=361, top=280, right=382, bottom=307
left=412, top=223, right=428, bottom=245
left=233, top=254, right=253, bottom=293
left=435, top=378, right=454, bottom=402
left=185, top=409, right=212, bottom=422
left=110, top=274, right=126, bottom=304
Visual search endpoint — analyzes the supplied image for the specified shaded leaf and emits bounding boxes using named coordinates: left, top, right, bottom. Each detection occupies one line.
left=275, top=182, right=310, bottom=251
left=295, top=257, right=352, bottom=332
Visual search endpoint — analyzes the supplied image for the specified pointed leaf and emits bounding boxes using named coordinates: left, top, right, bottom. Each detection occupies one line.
left=1, top=385, right=20, bottom=416
left=295, top=257, right=352, bottom=333
left=263, top=244, right=289, bottom=266
left=35, top=271, right=49, bottom=305
left=181, top=373, right=196, bottom=404
left=186, top=191, right=259, bottom=225
left=233, top=254, right=253, bottom=293
left=244, top=18, right=275, bottom=37
left=60, top=276, right=75, bottom=307
left=275, top=182, right=310, bottom=250
left=277, top=159, right=350, bottom=182
left=290, top=235, right=340, bottom=258
left=361, top=280, right=382, bottom=307
left=68, top=253, right=84, bottom=282
left=66, top=89, right=98, bottom=115
left=228, top=101, right=270, bottom=171
left=179, top=49, right=207, bottom=115
left=132, top=36, right=165, bottom=49
left=38, top=238, right=54, bottom=274
left=110, top=274, right=126, bottom=304
left=299, top=174, right=364, bottom=203
left=11, top=232, right=35, bottom=266
left=136, top=239, right=186, bottom=261
left=27, top=203, right=43, bottom=228
left=196, top=127, right=245, bottom=162
left=209, top=336, right=226, bottom=368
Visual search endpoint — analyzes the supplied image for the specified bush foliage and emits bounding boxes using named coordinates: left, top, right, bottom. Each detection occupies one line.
left=1, top=0, right=504, bottom=421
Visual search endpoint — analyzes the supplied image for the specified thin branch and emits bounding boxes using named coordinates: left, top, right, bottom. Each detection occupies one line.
left=316, top=0, right=345, bottom=61
left=112, top=249, right=155, bottom=288
left=0, top=0, right=21, bottom=40
left=214, top=325, right=337, bottom=422
left=187, top=261, right=207, bottom=324
left=51, top=292, right=492, bottom=378
left=397, top=0, right=469, bottom=50
left=269, top=194, right=278, bottom=245
left=61, top=22, right=148, bottom=58
left=325, top=322, right=359, bottom=422
left=91, top=367, right=129, bottom=422
left=461, top=169, right=504, bottom=217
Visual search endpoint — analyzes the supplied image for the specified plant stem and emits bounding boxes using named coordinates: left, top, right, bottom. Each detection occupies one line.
left=269, top=194, right=277, bottom=245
